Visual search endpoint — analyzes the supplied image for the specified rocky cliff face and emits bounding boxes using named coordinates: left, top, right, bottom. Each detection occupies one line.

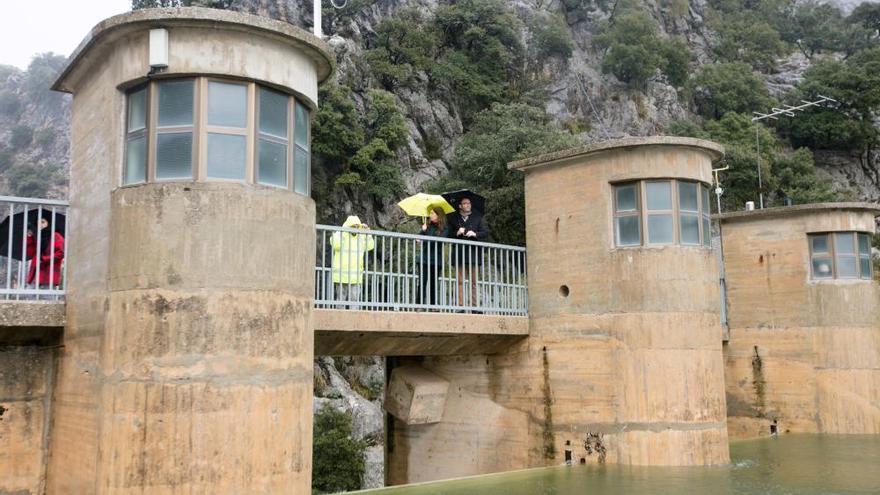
left=0, top=56, right=70, bottom=199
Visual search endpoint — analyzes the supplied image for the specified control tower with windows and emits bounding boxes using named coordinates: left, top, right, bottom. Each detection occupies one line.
left=719, top=204, right=880, bottom=439
left=44, top=8, right=333, bottom=493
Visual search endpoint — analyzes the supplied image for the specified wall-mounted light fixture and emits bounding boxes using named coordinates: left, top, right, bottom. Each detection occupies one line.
left=149, top=28, right=169, bottom=69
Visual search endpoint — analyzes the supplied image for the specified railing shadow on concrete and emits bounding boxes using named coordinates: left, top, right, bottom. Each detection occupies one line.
left=0, top=196, right=68, bottom=302
left=315, top=224, right=528, bottom=315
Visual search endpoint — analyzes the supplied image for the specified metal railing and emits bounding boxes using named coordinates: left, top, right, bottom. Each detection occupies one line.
left=315, top=224, right=528, bottom=315
left=0, top=196, right=68, bottom=301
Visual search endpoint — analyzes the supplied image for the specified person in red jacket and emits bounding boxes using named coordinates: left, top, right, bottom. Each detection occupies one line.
left=26, top=214, right=64, bottom=288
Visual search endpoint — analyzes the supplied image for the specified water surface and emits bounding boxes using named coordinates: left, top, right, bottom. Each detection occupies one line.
left=362, top=435, right=880, bottom=494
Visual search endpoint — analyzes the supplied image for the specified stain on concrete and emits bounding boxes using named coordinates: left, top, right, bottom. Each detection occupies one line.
left=583, top=432, right=606, bottom=464
left=751, top=346, right=766, bottom=417
left=541, top=346, right=555, bottom=460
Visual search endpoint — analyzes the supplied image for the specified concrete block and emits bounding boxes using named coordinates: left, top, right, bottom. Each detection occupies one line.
left=385, top=365, right=449, bottom=425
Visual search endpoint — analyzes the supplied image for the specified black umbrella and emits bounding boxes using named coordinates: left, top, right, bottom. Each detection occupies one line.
left=441, top=189, right=486, bottom=215
left=0, top=208, right=66, bottom=261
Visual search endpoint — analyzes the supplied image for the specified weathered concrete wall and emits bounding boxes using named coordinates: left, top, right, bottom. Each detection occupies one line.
left=719, top=205, right=880, bottom=439
left=46, top=9, right=329, bottom=494
left=0, top=346, right=56, bottom=495
left=95, top=183, right=315, bottom=493
left=387, top=138, right=730, bottom=485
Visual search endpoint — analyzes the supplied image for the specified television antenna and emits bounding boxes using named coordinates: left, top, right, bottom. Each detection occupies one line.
left=314, top=0, right=349, bottom=38
left=750, top=95, right=836, bottom=209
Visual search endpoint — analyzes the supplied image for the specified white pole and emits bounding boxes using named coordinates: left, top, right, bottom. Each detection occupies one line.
left=314, top=0, right=322, bottom=38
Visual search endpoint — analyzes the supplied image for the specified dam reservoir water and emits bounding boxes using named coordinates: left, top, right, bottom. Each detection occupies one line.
left=363, top=435, right=880, bottom=494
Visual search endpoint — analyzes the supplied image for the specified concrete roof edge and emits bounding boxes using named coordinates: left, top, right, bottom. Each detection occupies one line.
left=714, top=202, right=880, bottom=222
left=507, top=136, right=725, bottom=172
left=52, top=7, right=336, bottom=93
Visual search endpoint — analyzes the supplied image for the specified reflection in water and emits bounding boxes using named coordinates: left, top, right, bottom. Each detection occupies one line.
left=360, top=435, right=880, bottom=495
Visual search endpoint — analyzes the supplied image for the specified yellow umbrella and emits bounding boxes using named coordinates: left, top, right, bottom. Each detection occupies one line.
left=397, top=193, right=455, bottom=218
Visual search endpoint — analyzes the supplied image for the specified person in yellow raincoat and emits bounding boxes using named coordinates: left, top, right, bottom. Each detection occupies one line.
left=330, top=215, right=375, bottom=308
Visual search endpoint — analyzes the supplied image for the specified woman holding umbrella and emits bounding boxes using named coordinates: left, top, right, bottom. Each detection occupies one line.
left=419, top=207, right=448, bottom=307
left=26, top=212, right=64, bottom=288
left=397, top=193, right=455, bottom=309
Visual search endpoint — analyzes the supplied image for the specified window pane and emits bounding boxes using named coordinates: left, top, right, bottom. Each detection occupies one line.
left=615, top=215, right=640, bottom=246
left=294, top=146, right=309, bottom=194
left=835, top=232, right=855, bottom=255
left=615, top=184, right=637, bottom=212
left=646, top=181, right=672, bottom=210
left=207, top=133, right=247, bottom=180
left=295, top=101, right=309, bottom=147
left=208, top=81, right=247, bottom=128
left=857, top=233, right=871, bottom=255
left=647, top=214, right=673, bottom=244
left=703, top=216, right=712, bottom=246
left=678, top=181, right=698, bottom=212
left=156, top=132, right=193, bottom=179
left=702, top=185, right=712, bottom=215
left=259, top=88, right=288, bottom=138
left=860, top=257, right=872, bottom=279
left=128, top=88, right=147, bottom=131
left=812, top=257, right=833, bottom=278
left=680, top=214, right=700, bottom=245
left=258, top=139, right=287, bottom=187
left=124, top=136, right=146, bottom=184
left=810, top=234, right=829, bottom=254
left=837, top=256, right=858, bottom=278
left=157, top=80, right=193, bottom=127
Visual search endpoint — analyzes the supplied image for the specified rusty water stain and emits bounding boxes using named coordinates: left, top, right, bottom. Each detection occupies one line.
left=541, top=346, right=556, bottom=460
left=751, top=346, right=766, bottom=417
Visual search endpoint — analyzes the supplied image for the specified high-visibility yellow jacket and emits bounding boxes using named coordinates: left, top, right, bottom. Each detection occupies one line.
left=330, top=216, right=375, bottom=284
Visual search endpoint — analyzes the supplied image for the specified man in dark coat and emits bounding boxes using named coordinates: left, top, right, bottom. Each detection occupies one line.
left=447, top=197, right=489, bottom=311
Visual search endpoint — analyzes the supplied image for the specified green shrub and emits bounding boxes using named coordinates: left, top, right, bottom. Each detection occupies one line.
left=34, top=128, right=56, bottom=148
left=312, top=405, right=367, bottom=494
left=708, top=11, right=787, bottom=72
left=594, top=6, right=691, bottom=88
left=10, top=125, right=33, bottom=150
left=685, top=62, right=771, bottom=120
left=311, top=85, right=407, bottom=207
left=528, top=12, right=574, bottom=61
left=365, top=8, right=438, bottom=89
left=6, top=163, right=60, bottom=198
left=0, top=147, right=14, bottom=172
left=849, top=2, right=880, bottom=36
left=431, top=0, right=525, bottom=119
left=24, top=53, right=67, bottom=109
left=782, top=47, right=880, bottom=151
left=0, top=90, right=20, bottom=117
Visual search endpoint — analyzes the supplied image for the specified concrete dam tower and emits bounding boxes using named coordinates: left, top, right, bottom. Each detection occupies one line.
left=387, top=137, right=730, bottom=484
left=719, top=203, right=880, bottom=439
left=510, top=137, right=730, bottom=465
left=46, top=9, right=333, bottom=493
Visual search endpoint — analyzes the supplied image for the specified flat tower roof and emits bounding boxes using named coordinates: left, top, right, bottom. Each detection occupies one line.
left=507, top=136, right=725, bottom=172
left=52, top=7, right=335, bottom=93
